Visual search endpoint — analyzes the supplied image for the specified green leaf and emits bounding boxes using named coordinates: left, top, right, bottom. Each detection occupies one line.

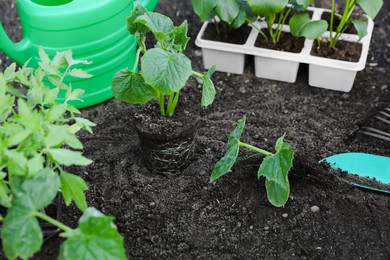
left=7, top=129, right=31, bottom=147
left=51, top=51, right=67, bottom=69
left=201, top=65, right=216, bottom=107
left=289, top=13, right=327, bottom=40
left=6, top=150, right=28, bottom=177
left=248, top=0, right=288, bottom=18
left=44, top=125, right=69, bottom=148
left=356, top=0, right=383, bottom=19
left=48, top=75, right=68, bottom=89
left=27, top=85, right=43, bottom=107
left=352, top=19, right=368, bottom=41
left=61, top=172, right=88, bottom=212
left=6, top=85, right=25, bottom=99
left=264, top=178, right=290, bottom=207
left=214, top=0, right=240, bottom=24
left=44, top=104, right=67, bottom=122
left=258, top=135, right=294, bottom=207
left=210, top=116, right=246, bottom=182
left=2, top=207, right=42, bottom=260
left=47, top=149, right=92, bottom=167
left=141, top=48, right=192, bottom=93
left=292, top=0, right=314, bottom=10
left=64, top=132, right=83, bottom=150
left=0, top=180, right=10, bottom=207
left=27, top=154, right=44, bottom=177
left=75, top=117, right=96, bottom=134
left=127, top=4, right=149, bottom=34
left=64, top=51, right=92, bottom=67
left=0, top=93, right=14, bottom=122
left=166, top=20, right=190, bottom=52
left=68, top=69, right=93, bottom=79
left=135, top=12, right=175, bottom=41
left=66, top=89, right=85, bottom=101
left=38, top=46, right=58, bottom=75
left=12, top=168, right=61, bottom=210
left=59, top=208, right=126, bottom=260
left=232, top=0, right=257, bottom=28
left=4, top=63, right=16, bottom=81
left=18, top=99, right=41, bottom=132
left=44, top=87, right=59, bottom=105
left=112, top=69, right=157, bottom=105
left=192, top=0, right=218, bottom=21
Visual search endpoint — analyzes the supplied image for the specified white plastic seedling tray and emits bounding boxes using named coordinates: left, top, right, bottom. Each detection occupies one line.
left=195, top=7, right=374, bottom=92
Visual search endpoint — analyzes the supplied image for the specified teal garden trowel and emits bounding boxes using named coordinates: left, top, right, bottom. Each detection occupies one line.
left=320, top=152, right=390, bottom=194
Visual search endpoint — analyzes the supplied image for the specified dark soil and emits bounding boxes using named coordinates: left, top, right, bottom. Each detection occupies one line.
left=255, top=31, right=305, bottom=53
left=1, top=0, right=390, bottom=259
left=311, top=40, right=363, bottom=62
left=202, top=23, right=252, bottom=45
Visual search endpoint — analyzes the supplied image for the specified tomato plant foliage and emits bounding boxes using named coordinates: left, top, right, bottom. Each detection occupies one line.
left=0, top=48, right=126, bottom=259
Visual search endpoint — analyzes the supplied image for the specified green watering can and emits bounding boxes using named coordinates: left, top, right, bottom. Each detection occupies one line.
left=0, top=0, right=159, bottom=108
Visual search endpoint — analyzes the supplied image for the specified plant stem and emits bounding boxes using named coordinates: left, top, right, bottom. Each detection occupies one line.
left=329, top=0, right=356, bottom=48
left=167, top=92, right=179, bottom=117
left=33, top=211, right=72, bottom=233
left=214, top=18, right=220, bottom=35
left=192, top=70, right=204, bottom=78
left=166, top=93, right=174, bottom=116
left=329, top=0, right=335, bottom=45
left=239, top=142, right=272, bottom=156
left=249, top=21, right=269, bottom=42
left=277, top=8, right=291, bottom=42
left=132, top=48, right=142, bottom=73
left=158, top=92, right=165, bottom=116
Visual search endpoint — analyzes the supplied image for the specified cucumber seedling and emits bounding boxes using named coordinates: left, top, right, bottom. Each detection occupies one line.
left=210, top=116, right=295, bottom=207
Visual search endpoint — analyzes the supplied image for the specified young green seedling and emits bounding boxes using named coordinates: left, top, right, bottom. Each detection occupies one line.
left=112, top=4, right=216, bottom=117
left=327, top=0, right=383, bottom=47
left=0, top=48, right=126, bottom=259
left=248, top=0, right=326, bottom=44
left=210, top=116, right=295, bottom=207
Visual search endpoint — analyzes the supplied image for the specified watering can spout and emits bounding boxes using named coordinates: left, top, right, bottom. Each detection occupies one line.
left=0, top=22, right=29, bottom=65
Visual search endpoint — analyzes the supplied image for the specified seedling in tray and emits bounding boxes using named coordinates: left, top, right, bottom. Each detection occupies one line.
left=210, top=116, right=295, bottom=207
left=327, top=0, right=383, bottom=47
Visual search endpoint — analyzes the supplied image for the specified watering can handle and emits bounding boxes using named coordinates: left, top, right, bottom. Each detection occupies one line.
left=0, top=22, right=29, bottom=65
left=136, top=0, right=158, bottom=12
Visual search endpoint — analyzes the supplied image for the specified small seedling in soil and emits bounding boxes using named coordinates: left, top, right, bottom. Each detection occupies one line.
left=0, top=48, right=126, bottom=259
left=210, top=116, right=295, bottom=207
left=326, top=0, right=383, bottom=48
left=112, top=4, right=216, bottom=117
